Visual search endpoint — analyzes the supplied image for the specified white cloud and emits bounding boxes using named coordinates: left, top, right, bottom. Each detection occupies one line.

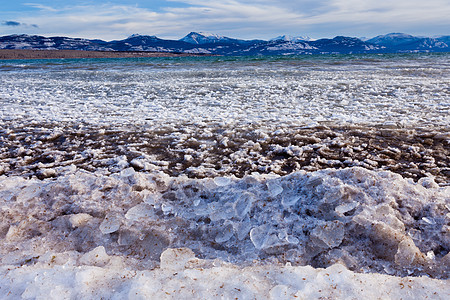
left=8, top=0, right=450, bottom=40
left=23, top=3, right=60, bottom=12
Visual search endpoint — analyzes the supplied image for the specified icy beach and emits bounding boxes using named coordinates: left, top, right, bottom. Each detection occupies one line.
left=0, top=53, right=449, bottom=298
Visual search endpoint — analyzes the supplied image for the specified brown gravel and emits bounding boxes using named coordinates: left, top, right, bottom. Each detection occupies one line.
left=1, top=122, right=448, bottom=185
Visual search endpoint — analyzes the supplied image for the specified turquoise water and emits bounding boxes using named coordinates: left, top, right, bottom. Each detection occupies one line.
left=1, top=52, right=449, bottom=70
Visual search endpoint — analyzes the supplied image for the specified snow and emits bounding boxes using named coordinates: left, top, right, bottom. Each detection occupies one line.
left=271, top=35, right=313, bottom=42
left=266, top=42, right=316, bottom=51
left=2, top=251, right=448, bottom=299
left=180, top=32, right=228, bottom=44
left=183, top=48, right=212, bottom=54
left=0, top=54, right=449, bottom=298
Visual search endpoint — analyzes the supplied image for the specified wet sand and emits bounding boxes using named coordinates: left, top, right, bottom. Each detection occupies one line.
left=0, top=49, right=208, bottom=60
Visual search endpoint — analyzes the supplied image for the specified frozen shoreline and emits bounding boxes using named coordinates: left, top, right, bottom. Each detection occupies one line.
left=1, top=122, right=448, bottom=185
left=1, top=248, right=448, bottom=299
left=1, top=53, right=449, bottom=298
left=0, top=166, right=449, bottom=298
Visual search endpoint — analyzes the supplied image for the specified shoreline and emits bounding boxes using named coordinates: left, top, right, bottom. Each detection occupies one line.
left=2, top=121, right=448, bottom=185
left=0, top=49, right=210, bottom=60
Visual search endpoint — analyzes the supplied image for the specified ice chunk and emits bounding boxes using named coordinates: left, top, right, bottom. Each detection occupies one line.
left=5, top=225, right=20, bottom=241
left=269, top=285, right=290, bottom=300
left=161, top=203, right=173, bottom=215
left=130, top=158, right=145, bottom=170
left=418, top=177, right=439, bottom=189
left=310, top=221, right=345, bottom=249
left=234, top=215, right=252, bottom=241
left=115, top=157, right=129, bottom=170
left=233, top=192, right=255, bottom=219
left=286, top=235, right=299, bottom=245
left=137, top=230, right=171, bottom=261
left=118, top=229, right=136, bottom=246
left=142, top=192, right=160, bottom=205
left=79, top=246, right=110, bottom=267
left=267, top=180, right=283, bottom=197
left=264, top=234, right=285, bottom=250
left=426, top=251, right=435, bottom=260
left=281, top=194, right=300, bottom=207
left=285, top=248, right=306, bottom=264
left=215, top=221, right=234, bottom=243
left=125, top=204, right=155, bottom=221
left=250, top=224, right=271, bottom=249
left=120, top=167, right=135, bottom=178
left=335, top=201, right=359, bottom=216
left=395, top=238, right=426, bottom=267
left=131, top=158, right=158, bottom=171
left=48, top=286, right=73, bottom=299
left=69, top=213, right=93, bottom=228
left=374, top=205, right=405, bottom=231
left=99, top=213, right=121, bottom=234
left=208, top=202, right=234, bottom=221
left=214, top=177, right=231, bottom=186
left=17, top=183, right=43, bottom=203
left=421, top=217, right=435, bottom=225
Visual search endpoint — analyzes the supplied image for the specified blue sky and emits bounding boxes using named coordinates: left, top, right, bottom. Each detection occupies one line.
left=1, top=1, right=449, bottom=40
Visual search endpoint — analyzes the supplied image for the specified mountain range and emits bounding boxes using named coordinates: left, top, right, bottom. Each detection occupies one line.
left=0, top=32, right=448, bottom=55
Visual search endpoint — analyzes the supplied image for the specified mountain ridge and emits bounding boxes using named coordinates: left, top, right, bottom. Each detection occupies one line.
left=270, top=35, right=313, bottom=42
left=0, top=32, right=448, bottom=55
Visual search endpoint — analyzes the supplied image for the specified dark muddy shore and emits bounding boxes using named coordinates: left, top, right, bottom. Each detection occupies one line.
left=1, top=122, right=448, bottom=185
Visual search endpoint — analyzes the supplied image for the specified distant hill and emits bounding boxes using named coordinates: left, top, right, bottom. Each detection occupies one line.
left=0, top=32, right=448, bottom=55
left=367, top=33, right=449, bottom=51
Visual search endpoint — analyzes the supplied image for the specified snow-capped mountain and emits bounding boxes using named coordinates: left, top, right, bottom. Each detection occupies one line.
left=179, top=32, right=261, bottom=45
left=180, top=32, right=228, bottom=44
left=367, top=33, right=449, bottom=50
left=0, top=34, right=113, bottom=51
left=310, top=36, right=384, bottom=53
left=270, top=35, right=313, bottom=42
left=436, top=35, right=450, bottom=44
left=108, top=34, right=192, bottom=52
left=367, top=33, right=419, bottom=46
left=0, top=32, right=448, bottom=55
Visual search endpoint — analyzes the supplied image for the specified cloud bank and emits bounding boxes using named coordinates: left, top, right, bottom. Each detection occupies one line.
left=2, top=0, right=449, bottom=40
left=1, top=20, right=38, bottom=28
left=2, top=21, right=22, bottom=26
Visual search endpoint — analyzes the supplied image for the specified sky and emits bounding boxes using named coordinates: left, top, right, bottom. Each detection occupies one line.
left=1, top=0, right=449, bottom=40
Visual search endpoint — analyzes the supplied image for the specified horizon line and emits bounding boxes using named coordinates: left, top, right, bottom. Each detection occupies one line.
left=1, top=31, right=449, bottom=42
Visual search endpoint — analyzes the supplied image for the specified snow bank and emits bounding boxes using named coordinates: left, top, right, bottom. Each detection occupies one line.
left=1, top=248, right=448, bottom=299
left=0, top=167, right=448, bottom=291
